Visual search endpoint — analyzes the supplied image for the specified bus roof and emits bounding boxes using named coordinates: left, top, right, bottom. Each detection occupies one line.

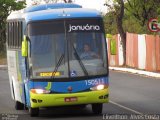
left=24, top=3, right=82, bottom=13
left=7, top=3, right=102, bottom=23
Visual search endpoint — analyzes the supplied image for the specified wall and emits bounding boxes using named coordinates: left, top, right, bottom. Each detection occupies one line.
left=106, top=34, right=124, bottom=66
left=107, top=32, right=160, bottom=72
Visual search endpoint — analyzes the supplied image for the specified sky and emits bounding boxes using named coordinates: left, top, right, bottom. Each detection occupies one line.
left=75, top=0, right=107, bottom=13
left=26, top=0, right=108, bottom=13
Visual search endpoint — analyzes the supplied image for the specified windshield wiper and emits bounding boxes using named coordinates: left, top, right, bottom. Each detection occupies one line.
left=72, top=45, right=89, bottom=76
left=51, top=54, right=64, bottom=79
left=50, top=45, right=88, bottom=78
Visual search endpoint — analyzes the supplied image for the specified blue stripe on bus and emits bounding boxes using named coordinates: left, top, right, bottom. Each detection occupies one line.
left=30, top=77, right=109, bottom=93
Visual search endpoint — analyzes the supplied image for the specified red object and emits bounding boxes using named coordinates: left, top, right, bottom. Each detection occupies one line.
left=64, top=97, right=78, bottom=102
left=126, top=32, right=138, bottom=68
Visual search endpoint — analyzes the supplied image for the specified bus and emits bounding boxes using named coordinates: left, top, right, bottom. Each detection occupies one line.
left=6, top=3, right=109, bottom=117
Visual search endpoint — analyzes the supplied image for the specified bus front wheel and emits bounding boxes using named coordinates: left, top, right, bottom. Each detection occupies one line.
left=15, top=101, right=24, bottom=110
left=92, top=103, right=103, bottom=114
left=29, top=107, right=39, bottom=117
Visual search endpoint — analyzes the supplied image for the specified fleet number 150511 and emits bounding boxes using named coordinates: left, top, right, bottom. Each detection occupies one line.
left=85, top=79, right=105, bottom=86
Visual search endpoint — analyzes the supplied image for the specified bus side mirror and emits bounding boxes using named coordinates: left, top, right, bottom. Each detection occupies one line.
left=21, top=35, right=28, bottom=57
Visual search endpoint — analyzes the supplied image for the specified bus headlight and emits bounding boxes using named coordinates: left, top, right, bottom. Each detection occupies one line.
left=97, top=84, right=105, bottom=90
left=90, top=84, right=106, bottom=91
left=31, top=89, right=51, bottom=94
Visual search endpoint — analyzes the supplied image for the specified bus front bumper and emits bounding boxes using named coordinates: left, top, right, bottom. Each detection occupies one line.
left=30, top=89, right=109, bottom=108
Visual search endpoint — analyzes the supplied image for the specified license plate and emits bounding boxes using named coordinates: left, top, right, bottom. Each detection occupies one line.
left=64, top=97, right=78, bottom=102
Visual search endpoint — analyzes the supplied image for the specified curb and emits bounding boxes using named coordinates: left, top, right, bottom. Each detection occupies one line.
left=0, top=65, right=7, bottom=68
left=109, top=67, right=160, bottom=78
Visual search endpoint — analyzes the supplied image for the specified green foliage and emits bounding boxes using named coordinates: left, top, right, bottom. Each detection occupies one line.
left=104, top=0, right=160, bottom=34
left=123, top=12, right=151, bottom=34
left=0, top=0, right=26, bottom=54
left=103, top=12, right=117, bottom=34
left=110, top=38, right=117, bottom=55
left=103, top=0, right=125, bottom=35
left=125, top=0, right=159, bottom=26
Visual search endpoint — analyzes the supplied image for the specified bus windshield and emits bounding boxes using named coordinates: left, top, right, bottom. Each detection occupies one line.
left=28, top=18, right=108, bottom=79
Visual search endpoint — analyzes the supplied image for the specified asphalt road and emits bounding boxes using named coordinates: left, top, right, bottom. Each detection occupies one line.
left=0, top=68, right=160, bottom=120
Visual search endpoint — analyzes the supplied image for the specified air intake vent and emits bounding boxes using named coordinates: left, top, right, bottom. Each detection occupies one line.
left=24, top=3, right=82, bottom=13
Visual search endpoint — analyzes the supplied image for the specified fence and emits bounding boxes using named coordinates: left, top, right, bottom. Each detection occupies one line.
left=106, top=32, right=160, bottom=72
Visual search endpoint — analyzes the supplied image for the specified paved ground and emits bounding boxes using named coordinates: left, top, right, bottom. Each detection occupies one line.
left=0, top=68, right=160, bottom=120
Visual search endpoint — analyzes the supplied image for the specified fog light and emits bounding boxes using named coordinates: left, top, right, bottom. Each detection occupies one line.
left=38, top=99, right=42, bottom=103
left=31, top=89, right=50, bottom=94
left=31, top=99, right=37, bottom=103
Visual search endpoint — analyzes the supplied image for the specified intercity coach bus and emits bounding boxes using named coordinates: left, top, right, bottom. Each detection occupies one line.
left=6, top=3, right=109, bottom=116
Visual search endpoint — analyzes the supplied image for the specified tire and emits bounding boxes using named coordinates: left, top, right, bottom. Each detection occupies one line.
left=92, top=103, right=103, bottom=114
left=24, top=105, right=28, bottom=110
left=15, top=101, right=24, bottom=110
left=29, top=107, right=39, bottom=117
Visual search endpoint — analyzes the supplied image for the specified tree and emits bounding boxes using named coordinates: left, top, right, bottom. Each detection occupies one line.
left=43, top=0, right=73, bottom=3
left=104, top=0, right=160, bottom=65
left=63, top=0, right=73, bottom=3
left=31, top=0, right=73, bottom=5
left=41, top=0, right=70, bottom=4
left=103, top=11, right=117, bottom=34
left=125, top=0, right=160, bottom=27
left=105, top=0, right=126, bottom=65
left=0, top=0, right=25, bottom=54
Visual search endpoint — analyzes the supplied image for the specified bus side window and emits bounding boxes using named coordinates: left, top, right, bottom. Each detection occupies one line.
left=7, top=21, right=23, bottom=49
left=6, top=23, right=9, bottom=47
left=11, top=23, right=13, bottom=48
left=18, top=22, right=23, bottom=48
left=14, top=22, right=17, bottom=48
left=8, top=22, right=10, bottom=48
left=15, top=22, right=19, bottom=48
left=12, top=22, right=16, bottom=48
